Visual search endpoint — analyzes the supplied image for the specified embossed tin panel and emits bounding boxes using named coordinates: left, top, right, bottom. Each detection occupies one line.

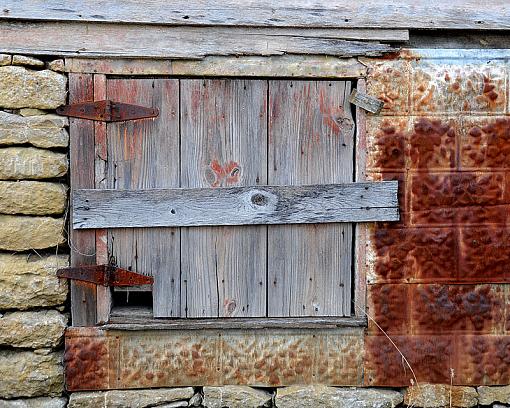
left=364, top=50, right=510, bottom=386
left=65, top=327, right=364, bottom=391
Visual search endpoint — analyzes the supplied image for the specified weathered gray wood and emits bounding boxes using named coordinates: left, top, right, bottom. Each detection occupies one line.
left=268, top=80, right=355, bottom=317
left=65, top=58, right=174, bottom=75
left=108, top=306, right=367, bottom=330
left=354, top=79, right=368, bottom=318
left=93, top=74, right=112, bottom=324
left=2, top=0, right=508, bottom=30
left=65, top=56, right=368, bottom=78
left=0, top=21, right=394, bottom=58
left=180, top=79, right=268, bottom=318
left=68, top=73, right=98, bottom=327
left=73, top=182, right=398, bottom=229
left=106, top=79, right=181, bottom=318
left=349, top=88, right=384, bottom=114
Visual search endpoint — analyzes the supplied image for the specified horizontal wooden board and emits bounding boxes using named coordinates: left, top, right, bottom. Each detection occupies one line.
left=108, top=306, right=367, bottom=330
left=73, top=182, right=399, bottom=229
left=0, top=22, right=394, bottom=59
left=65, top=56, right=368, bottom=78
left=2, top=0, right=509, bottom=30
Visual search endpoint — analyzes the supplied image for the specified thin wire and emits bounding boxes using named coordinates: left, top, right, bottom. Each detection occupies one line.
left=353, top=302, right=419, bottom=387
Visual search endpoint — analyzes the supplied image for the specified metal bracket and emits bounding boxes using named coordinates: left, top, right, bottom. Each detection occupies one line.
left=56, top=100, right=159, bottom=122
left=349, top=89, right=384, bottom=114
left=57, top=264, right=153, bottom=287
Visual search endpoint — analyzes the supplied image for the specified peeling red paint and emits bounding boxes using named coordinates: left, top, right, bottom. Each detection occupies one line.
left=208, top=160, right=241, bottom=187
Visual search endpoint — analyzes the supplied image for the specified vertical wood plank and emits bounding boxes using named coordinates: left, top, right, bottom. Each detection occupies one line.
left=107, top=79, right=181, bottom=317
left=69, top=73, right=97, bottom=326
left=354, top=78, right=368, bottom=318
left=93, top=74, right=111, bottom=324
left=180, top=79, right=267, bottom=318
left=267, top=80, right=355, bottom=317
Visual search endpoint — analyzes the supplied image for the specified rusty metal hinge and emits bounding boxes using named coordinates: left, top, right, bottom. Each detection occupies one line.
left=56, top=100, right=159, bottom=122
left=57, top=264, right=153, bottom=287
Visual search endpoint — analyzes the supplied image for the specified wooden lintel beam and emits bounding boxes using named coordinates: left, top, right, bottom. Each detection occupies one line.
left=1, top=0, right=509, bottom=30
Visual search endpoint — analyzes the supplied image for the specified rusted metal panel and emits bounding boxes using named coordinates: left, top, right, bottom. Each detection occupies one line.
left=57, top=265, right=154, bottom=287
left=364, top=335, right=455, bottom=386
left=367, top=284, right=506, bottom=336
left=56, top=100, right=159, bottom=122
left=64, top=327, right=363, bottom=390
left=364, top=51, right=510, bottom=387
left=457, top=335, right=510, bottom=385
left=366, top=334, right=510, bottom=386
left=64, top=327, right=113, bottom=391
left=411, top=62, right=506, bottom=115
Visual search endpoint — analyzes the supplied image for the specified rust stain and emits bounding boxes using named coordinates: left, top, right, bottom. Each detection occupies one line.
left=366, top=65, right=510, bottom=384
left=462, top=117, right=510, bottom=169
left=65, top=327, right=363, bottom=390
left=64, top=328, right=110, bottom=391
left=318, top=88, right=351, bottom=135
left=409, top=118, right=456, bottom=169
left=365, top=335, right=454, bottom=386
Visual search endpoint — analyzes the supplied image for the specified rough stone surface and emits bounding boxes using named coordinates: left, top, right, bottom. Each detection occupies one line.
left=0, top=55, right=11, bottom=66
left=0, top=111, right=68, bottom=148
left=189, top=393, right=203, bottom=406
left=19, top=109, right=47, bottom=117
left=0, top=254, right=68, bottom=310
left=0, top=397, right=67, bottom=408
left=68, top=388, right=195, bottom=408
left=0, top=147, right=68, bottom=179
left=48, top=60, right=65, bottom=72
left=275, top=386, right=403, bottom=408
left=0, top=66, right=66, bottom=109
left=404, top=384, right=478, bottom=408
left=0, top=215, right=65, bottom=251
left=0, top=181, right=67, bottom=215
left=0, top=310, right=67, bottom=348
left=478, top=385, right=510, bottom=405
left=12, top=55, right=45, bottom=68
left=203, top=386, right=272, bottom=408
left=0, top=350, right=63, bottom=398
left=157, top=403, right=187, bottom=408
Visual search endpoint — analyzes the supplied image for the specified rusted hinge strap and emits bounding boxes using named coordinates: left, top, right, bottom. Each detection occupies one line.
left=56, top=100, right=159, bottom=122
left=57, top=265, right=153, bottom=286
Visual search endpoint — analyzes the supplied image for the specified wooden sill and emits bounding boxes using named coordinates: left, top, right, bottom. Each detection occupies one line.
left=104, top=306, right=367, bottom=330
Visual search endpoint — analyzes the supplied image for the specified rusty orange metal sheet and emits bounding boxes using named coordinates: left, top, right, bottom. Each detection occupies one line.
left=367, top=284, right=507, bottom=336
left=65, top=327, right=364, bottom=391
left=364, top=51, right=510, bottom=387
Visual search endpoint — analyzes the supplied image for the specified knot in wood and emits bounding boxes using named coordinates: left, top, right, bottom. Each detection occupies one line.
left=251, top=193, right=268, bottom=206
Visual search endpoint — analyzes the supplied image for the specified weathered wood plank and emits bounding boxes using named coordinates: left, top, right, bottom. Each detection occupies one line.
left=68, top=73, right=97, bottom=326
left=180, top=79, right=267, bottom=318
left=2, top=0, right=508, bottom=30
left=73, top=182, right=398, bottom=229
left=108, top=306, right=367, bottom=329
left=106, top=79, right=181, bottom=317
left=349, top=88, right=384, bottom=114
left=267, top=80, right=355, bottom=317
left=0, top=21, right=394, bottom=58
left=354, top=78, right=368, bottom=318
left=65, top=56, right=368, bottom=78
left=93, top=74, right=112, bottom=325
left=65, top=58, right=174, bottom=75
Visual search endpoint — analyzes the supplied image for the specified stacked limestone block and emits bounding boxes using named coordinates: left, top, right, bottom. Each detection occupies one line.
left=0, top=54, right=69, bottom=407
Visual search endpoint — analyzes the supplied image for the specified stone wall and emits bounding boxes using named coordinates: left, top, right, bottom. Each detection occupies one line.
left=0, top=54, right=69, bottom=407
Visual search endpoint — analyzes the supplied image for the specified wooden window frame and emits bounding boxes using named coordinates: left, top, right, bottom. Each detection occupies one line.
left=67, top=55, right=370, bottom=327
